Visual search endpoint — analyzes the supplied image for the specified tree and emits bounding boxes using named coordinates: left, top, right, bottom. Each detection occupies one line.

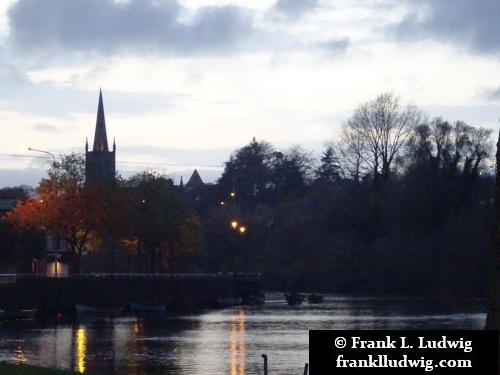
left=486, top=130, right=500, bottom=329
left=271, top=145, right=315, bottom=199
left=315, top=144, right=343, bottom=183
left=341, top=92, right=424, bottom=184
left=410, top=118, right=493, bottom=177
left=217, top=138, right=275, bottom=205
left=7, top=153, right=96, bottom=273
left=122, top=171, right=197, bottom=273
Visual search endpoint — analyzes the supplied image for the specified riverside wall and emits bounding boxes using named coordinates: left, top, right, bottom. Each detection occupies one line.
left=0, top=273, right=262, bottom=313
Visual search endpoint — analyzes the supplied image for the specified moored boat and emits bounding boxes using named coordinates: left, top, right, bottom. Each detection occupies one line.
left=284, top=293, right=305, bottom=306
left=0, top=308, right=37, bottom=320
left=307, top=293, right=324, bottom=304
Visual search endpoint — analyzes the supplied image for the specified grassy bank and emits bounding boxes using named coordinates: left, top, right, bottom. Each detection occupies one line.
left=0, top=362, right=99, bottom=375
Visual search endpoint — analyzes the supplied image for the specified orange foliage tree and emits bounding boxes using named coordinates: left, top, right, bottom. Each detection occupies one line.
left=7, top=153, right=102, bottom=273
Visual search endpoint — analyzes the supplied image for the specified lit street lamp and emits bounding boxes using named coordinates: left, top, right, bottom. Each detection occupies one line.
left=28, top=146, right=59, bottom=277
left=231, top=221, right=246, bottom=234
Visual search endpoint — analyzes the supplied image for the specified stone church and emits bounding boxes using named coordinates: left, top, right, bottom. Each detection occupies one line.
left=85, top=89, right=204, bottom=188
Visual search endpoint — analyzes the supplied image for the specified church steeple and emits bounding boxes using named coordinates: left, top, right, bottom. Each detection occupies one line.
left=93, top=89, right=109, bottom=152
left=85, top=89, right=116, bottom=186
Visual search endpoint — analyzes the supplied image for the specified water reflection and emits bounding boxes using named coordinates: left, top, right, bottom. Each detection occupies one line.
left=230, top=309, right=245, bottom=375
left=13, top=339, right=27, bottom=364
left=76, top=328, right=86, bottom=373
left=0, top=294, right=487, bottom=375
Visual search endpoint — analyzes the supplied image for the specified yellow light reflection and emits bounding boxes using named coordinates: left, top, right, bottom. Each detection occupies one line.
left=77, top=328, right=86, bottom=373
left=230, top=309, right=246, bottom=375
left=134, top=321, right=141, bottom=334
left=13, top=339, right=27, bottom=364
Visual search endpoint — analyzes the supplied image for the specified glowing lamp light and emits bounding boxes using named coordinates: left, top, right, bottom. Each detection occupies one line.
left=239, top=227, right=246, bottom=233
left=231, top=221, right=238, bottom=229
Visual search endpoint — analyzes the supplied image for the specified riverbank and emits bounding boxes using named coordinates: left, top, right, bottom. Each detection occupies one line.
left=0, top=273, right=262, bottom=312
left=0, top=362, right=101, bottom=374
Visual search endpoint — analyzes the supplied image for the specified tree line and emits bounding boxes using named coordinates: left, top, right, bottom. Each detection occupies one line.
left=1, top=92, right=495, bottom=297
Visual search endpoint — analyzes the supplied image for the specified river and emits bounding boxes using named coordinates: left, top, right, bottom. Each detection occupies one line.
left=0, top=293, right=486, bottom=374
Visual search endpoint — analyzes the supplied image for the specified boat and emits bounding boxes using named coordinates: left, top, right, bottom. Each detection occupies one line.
left=130, top=302, right=167, bottom=313
left=307, top=293, right=324, bottom=304
left=243, top=292, right=265, bottom=305
left=284, top=293, right=305, bottom=306
left=75, top=304, right=123, bottom=314
left=0, top=308, right=37, bottom=320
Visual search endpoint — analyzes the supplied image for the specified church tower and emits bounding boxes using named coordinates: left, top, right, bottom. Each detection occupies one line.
left=85, top=89, right=116, bottom=185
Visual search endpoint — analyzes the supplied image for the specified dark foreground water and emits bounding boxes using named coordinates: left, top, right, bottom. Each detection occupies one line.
left=0, top=293, right=486, bottom=374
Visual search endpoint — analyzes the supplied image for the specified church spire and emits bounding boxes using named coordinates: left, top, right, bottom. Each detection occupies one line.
left=93, top=89, right=109, bottom=152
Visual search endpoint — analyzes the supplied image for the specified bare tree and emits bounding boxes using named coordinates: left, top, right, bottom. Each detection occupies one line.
left=341, top=92, right=424, bottom=184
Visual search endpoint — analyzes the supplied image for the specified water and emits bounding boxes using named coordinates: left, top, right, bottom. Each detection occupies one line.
left=0, top=293, right=486, bottom=374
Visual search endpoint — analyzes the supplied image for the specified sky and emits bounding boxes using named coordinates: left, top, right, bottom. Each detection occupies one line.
left=1, top=0, right=500, bottom=188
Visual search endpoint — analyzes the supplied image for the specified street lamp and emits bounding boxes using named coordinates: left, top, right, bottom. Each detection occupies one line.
left=28, top=147, right=59, bottom=277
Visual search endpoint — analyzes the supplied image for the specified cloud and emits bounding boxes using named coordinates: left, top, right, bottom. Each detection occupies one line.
left=393, top=0, right=500, bottom=55
left=478, top=87, right=500, bottom=102
left=488, top=88, right=500, bottom=102
left=6, top=0, right=255, bottom=58
left=32, top=123, right=60, bottom=133
left=272, top=0, right=319, bottom=19
left=318, top=38, right=350, bottom=54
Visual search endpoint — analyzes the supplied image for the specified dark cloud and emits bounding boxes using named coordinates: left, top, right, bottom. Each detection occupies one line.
left=486, top=87, right=500, bottom=101
left=272, top=0, right=319, bottom=18
left=475, top=86, right=500, bottom=103
left=394, top=0, right=500, bottom=55
left=318, top=38, right=350, bottom=54
left=7, top=0, right=255, bottom=57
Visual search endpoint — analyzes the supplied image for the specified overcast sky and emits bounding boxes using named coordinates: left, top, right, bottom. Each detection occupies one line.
left=1, top=0, right=500, bottom=188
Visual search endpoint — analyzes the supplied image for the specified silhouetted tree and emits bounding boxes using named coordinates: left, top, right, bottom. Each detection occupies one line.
left=122, top=171, right=199, bottom=273
left=315, top=144, right=343, bottom=183
left=271, top=145, right=315, bottom=199
left=218, top=138, right=275, bottom=205
left=341, top=92, right=424, bottom=184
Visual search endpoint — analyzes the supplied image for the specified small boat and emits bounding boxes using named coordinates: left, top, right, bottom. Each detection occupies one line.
left=284, top=293, right=305, bottom=306
left=75, top=304, right=123, bottom=314
left=130, top=302, right=166, bottom=313
left=307, top=294, right=324, bottom=304
left=243, top=292, right=265, bottom=305
left=0, top=308, right=37, bottom=320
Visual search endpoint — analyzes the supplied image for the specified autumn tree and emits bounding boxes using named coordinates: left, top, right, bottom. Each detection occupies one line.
left=7, top=153, right=97, bottom=273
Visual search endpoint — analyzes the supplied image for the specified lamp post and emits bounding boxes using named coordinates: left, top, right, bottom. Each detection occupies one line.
left=28, top=147, right=59, bottom=277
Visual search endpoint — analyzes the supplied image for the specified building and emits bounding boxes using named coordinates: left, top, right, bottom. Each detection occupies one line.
left=85, top=89, right=116, bottom=185
left=185, top=169, right=205, bottom=191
